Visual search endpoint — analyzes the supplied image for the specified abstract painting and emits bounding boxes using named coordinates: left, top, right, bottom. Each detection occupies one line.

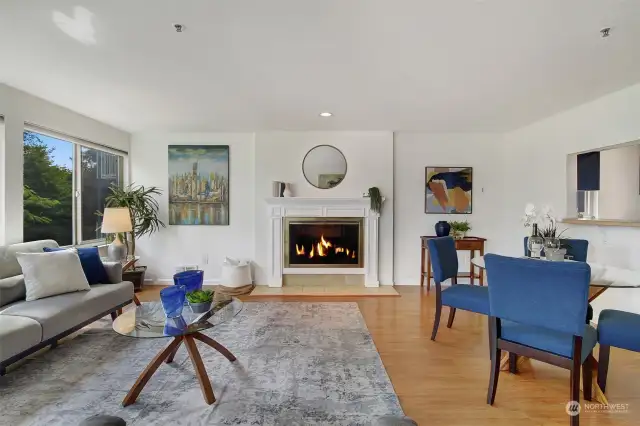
left=425, top=167, right=472, bottom=214
left=168, top=145, right=229, bottom=225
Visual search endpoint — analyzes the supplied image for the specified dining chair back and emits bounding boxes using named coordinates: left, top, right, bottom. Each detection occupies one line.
left=427, top=237, right=489, bottom=341
left=484, top=254, right=596, bottom=426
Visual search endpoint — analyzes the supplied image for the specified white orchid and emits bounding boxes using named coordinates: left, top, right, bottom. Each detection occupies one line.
left=522, top=203, right=538, bottom=227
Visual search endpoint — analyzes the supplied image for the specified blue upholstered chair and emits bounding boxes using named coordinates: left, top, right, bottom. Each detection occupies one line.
left=484, top=254, right=597, bottom=426
left=596, top=309, right=640, bottom=393
left=427, top=237, right=489, bottom=341
left=523, top=237, right=593, bottom=323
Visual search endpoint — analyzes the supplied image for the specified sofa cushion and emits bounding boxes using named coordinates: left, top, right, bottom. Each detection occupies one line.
left=0, top=282, right=133, bottom=340
left=44, top=246, right=110, bottom=285
left=17, top=250, right=91, bottom=301
left=0, top=315, right=42, bottom=362
left=0, top=240, right=59, bottom=307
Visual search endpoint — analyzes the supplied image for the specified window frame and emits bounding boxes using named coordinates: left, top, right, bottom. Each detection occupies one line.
left=23, top=124, right=129, bottom=246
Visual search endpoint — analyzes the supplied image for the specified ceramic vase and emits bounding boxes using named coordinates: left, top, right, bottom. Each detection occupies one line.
left=435, top=221, right=450, bottom=237
left=283, top=183, right=293, bottom=197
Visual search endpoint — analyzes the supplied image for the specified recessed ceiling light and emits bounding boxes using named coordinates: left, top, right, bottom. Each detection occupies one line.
left=319, top=112, right=333, bottom=117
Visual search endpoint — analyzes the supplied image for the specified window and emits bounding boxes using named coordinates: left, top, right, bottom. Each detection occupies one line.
left=23, top=129, right=125, bottom=245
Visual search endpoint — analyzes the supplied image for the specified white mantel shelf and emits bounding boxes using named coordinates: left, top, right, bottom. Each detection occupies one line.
left=265, top=197, right=384, bottom=206
left=265, top=197, right=382, bottom=288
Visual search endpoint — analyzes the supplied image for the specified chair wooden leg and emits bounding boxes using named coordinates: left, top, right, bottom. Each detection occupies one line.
left=597, top=344, right=610, bottom=393
left=509, top=352, right=518, bottom=374
left=110, top=311, right=118, bottom=321
left=446, top=307, right=456, bottom=328
left=582, top=354, right=593, bottom=401
left=184, top=335, right=216, bottom=404
left=569, top=337, right=582, bottom=426
left=487, top=317, right=501, bottom=405
left=431, top=296, right=442, bottom=341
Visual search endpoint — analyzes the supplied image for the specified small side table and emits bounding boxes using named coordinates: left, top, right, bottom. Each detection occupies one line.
left=420, top=236, right=486, bottom=291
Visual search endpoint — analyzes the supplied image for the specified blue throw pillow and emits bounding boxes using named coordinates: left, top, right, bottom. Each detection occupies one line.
left=43, top=247, right=110, bottom=285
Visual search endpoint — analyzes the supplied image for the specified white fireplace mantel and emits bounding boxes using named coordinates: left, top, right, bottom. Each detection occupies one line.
left=265, top=197, right=382, bottom=287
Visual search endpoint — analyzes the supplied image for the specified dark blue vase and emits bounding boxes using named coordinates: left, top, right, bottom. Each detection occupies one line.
left=435, top=221, right=451, bottom=237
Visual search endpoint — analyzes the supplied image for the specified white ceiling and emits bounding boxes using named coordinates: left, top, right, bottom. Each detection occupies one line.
left=1, top=0, right=639, bottom=133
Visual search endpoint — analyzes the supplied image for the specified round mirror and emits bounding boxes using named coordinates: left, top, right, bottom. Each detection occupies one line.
left=302, top=145, right=347, bottom=189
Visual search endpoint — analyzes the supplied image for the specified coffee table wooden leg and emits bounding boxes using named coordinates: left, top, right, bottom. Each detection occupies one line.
left=192, top=332, right=237, bottom=362
left=165, top=340, right=183, bottom=364
left=133, top=295, right=141, bottom=306
left=184, top=335, right=216, bottom=404
left=123, top=336, right=183, bottom=407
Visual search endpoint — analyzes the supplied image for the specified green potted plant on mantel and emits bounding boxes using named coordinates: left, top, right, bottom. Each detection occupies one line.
left=366, top=187, right=383, bottom=214
left=98, top=184, right=165, bottom=291
left=449, top=220, right=471, bottom=240
left=186, top=290, right=214, bottom=314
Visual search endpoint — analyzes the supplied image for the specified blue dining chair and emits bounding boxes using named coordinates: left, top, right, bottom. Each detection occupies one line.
left=523, top=237, right=593, bottom=323
left=596, top=309, right=640, bottom=393
left=484, top=254, right=597, bottom=426
left=427, top=237, right=489, bottom=341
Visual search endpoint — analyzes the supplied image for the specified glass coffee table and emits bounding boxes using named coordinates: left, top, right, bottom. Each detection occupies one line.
left=112, top=296, right=243, bottom=406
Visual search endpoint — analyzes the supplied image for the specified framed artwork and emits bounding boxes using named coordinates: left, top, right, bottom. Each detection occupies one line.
left=425, top=167, right=472, bottom=214
left=168, top=145, right=229, bottom=225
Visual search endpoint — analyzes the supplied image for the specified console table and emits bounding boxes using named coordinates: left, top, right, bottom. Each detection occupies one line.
left=420, top=236, right=486, bottom=291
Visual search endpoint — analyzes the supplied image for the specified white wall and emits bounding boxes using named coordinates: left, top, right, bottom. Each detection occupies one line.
left=598, top=145, right=640, bottom=220
left=503, top=83, right=640, bottom=316
left=254, top=131, right=394, bottom=285
left=0, top=84, right=130, bottom=245
left=130, top=133, right=255, bottom=283
left=393, top=133, right=506, bottom=284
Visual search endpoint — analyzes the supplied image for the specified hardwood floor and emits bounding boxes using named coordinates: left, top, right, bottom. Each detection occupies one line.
left=137, top=285, right=640, bottom=425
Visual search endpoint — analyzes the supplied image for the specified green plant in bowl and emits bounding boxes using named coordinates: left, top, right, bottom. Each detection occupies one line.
left=448, top=220, right=471, bottom=239
left=186, top=290, right=214, bottom=313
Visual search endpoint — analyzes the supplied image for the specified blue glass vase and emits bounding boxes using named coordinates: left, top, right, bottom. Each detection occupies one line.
left=160, top=285, right=186, bottom=318
left=163, top=315, right=188, bottom=336
left=173, top=270, right=204, bottom=294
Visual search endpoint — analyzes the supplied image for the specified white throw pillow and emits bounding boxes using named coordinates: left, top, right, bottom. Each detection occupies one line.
left=16, top=250, right=91, bottom=301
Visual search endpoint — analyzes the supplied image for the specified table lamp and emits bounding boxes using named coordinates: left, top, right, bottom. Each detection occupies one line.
left=101, top=207, right=133, bottom=261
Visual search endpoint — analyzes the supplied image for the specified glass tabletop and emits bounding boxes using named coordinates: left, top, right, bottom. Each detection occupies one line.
left=471, top=255, right=640, bottom=289
left=112, top=296, right=243, bottom=338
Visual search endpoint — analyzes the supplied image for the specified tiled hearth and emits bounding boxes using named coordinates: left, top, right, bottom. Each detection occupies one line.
left=265, top=198, right=381, bottom=287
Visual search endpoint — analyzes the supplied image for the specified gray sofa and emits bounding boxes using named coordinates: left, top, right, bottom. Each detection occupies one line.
left=0, top=240, right=134, bottom=375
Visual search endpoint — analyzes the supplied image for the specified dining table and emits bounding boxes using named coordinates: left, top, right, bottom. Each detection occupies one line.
left=471, top=254, right=640, bottom=405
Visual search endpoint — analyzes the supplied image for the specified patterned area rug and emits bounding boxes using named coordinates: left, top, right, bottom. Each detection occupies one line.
left=0, top=302, right=403, bottom=425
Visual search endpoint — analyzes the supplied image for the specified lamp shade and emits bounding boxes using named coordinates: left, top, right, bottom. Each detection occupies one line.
left=101, top=207, right=133, bottom=233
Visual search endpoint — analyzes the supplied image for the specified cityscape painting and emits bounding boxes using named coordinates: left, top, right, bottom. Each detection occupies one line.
left=168, top=145, right=229, bottom=225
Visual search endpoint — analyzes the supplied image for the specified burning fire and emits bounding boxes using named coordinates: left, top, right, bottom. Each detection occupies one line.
left=295, top=234, right=356, bottom=259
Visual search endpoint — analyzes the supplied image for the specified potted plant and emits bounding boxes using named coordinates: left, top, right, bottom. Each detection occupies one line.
left=367, top=187, right=383, bottom=214
left=98, top=184, right=165, bottom=291
left=449, top=220, right=471, bottom=239
left=186, top=289, right=214, bottom=313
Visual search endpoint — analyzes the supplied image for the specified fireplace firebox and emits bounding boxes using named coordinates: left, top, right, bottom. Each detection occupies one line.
left=284, top=217, right=363, bottom=268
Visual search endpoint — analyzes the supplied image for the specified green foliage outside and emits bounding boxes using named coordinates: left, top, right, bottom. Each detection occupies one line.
left=23, top=132, right=73, bottom=245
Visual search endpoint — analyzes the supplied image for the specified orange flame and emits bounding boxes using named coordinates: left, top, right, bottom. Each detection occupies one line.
left=346, top=248, right=350, bottom=257
left=309, top=245, right=314, bottom=258
left=335, top=247, right=344, bottom=254
left=351, top=250, right=356, bottom=259
left=296, top=244, right=305, bottom=256
left=317, top=242, right=327, bottom=257
left=320, top=235, right=332, bottom=249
